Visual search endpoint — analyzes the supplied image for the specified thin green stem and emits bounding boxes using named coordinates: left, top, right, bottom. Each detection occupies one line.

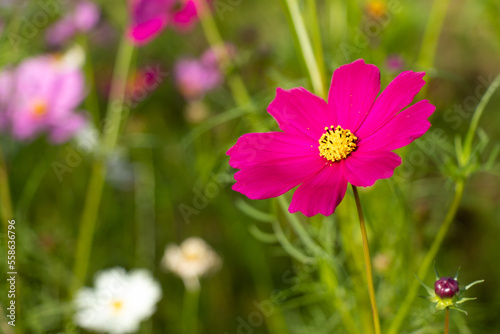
left=306, top=0, right=327, bottom=90
left=388, top=181, right=465, bottom=334
left=461, top=73, right=500, bottom=165
left=445, top=307, right=450, bottom=334
left=197, top=0, right=254, bottom=111
left=417, top=0, right=451, bottom=69
left=0, top=143, right=13, bottom=224
left=352, top=186, right=381, bottom=334
left=71, top=163, right=105, bottom=293
left=71, top=36, right=135, bottom=294
left=280, top=0, right=326, bottom=98
left=182, top=289, right=200, bottom=334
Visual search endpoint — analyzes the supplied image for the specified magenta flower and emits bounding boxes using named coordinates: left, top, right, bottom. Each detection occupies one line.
left=227, top=59, right=435, bottom=217
left=0, top=55, right=87, bottom=143
left=45, top=1, right=100, bottom=47
left=128, top=0, right=207, bottom=45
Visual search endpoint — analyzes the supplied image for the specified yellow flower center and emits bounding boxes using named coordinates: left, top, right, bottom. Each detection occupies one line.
left=111, top=300, right=124, bottom=314
left=183, top=251, right=201, bottom=262
left=31, top=100, right=48, bottom=117
left=318, top=125, right=358, bottom=162
left=367, top=0, right=387, bottom=17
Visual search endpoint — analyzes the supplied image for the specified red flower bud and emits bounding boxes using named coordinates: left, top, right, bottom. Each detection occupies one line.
left=434, top=277, right=459, bottom=299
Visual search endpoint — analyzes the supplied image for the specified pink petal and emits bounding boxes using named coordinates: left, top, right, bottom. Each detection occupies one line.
left=74, top=1, right=101, bottom=32
left=359, top=100, right=435, bottom=152
left=267, top=87, right=333, bottom=140
left=356, top=71, right=425, bottom=138
left=328, top=59, right=380, bottom=133
left=50, top=69, right=86, bottom=113
left=341, top=150, right=401, bottom=187
left=11, top=109, right=46, bottom=141
left=289, top=163, right=347, bottom=217
left=128, top=16, right=169, bottom=45
left=228, top=132, right=327, bottom=200
left=173, top=0, right=198, bottom=29
left=48, top=111, right=87, bottom=143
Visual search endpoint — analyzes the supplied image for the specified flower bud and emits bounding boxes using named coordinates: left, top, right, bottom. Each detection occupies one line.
left=434, top=277, right=459, bottom=299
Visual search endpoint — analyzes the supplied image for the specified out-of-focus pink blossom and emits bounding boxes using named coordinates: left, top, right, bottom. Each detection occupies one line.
left=74, top=1, right=100, bottom=32
left=128, top=0, right=210, bottom=45
left=174, top=58, right=221, bottom=101
left=46, top=1, right=100, bottom=47
left=174, top=44, right=235, bottom=100
left=0, top=55, right=87, bottom=143
left=386, top=55, right=405, bottom=72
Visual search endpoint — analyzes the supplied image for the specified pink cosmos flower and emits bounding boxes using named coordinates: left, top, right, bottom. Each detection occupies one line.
left=0, top=55, right=87, bottom=143
left=128, top=0, right=207, bottom=45
left=227, top=59, right=435, bottom=217
left=174, top=48, right=225, bottom=100
left=46, top=1, right=100, bottom=47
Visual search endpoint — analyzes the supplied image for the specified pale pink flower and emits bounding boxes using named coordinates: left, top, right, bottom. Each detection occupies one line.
left=0, top=55, right=87, bottom=143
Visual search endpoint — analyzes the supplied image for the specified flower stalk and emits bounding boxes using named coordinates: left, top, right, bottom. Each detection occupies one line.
left=71, top=35, right=135, bottom=294
left=280, top=0, right=326, bottom=98
left=197, top=0, right=253, bottom=112
left=444, top=307, right=450, bottom=334
left=388, top=181, right=465, bottom=334
left=352, top=185, right=381, bottom=334
left=182, top=289, right=200, bottom=334
left=0, top=143, right=13, bottom=224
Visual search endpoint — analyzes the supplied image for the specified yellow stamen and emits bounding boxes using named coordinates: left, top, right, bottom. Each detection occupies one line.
left=31, top=100, right=48, bottom=117
left=318, top=125, right=358, bottom=162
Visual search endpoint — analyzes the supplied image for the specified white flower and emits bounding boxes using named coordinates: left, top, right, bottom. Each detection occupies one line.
left=74, top=267, right=162, bottom=334
left=162, top=237, right=221, bottom=291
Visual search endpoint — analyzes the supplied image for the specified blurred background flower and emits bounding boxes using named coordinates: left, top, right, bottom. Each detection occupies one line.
left=162, top=237, right=221, bottom=291
left=0, top=48, right=88, bottom=143
left=74, top=267, right=162, bottom=334
left=45, top=1, right=100, bottom=47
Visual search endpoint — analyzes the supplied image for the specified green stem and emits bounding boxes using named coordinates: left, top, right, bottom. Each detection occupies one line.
left=280, top=0, right=326, bottom=98
left=417, top=0, right=451, bottom=70
left=352, top=186, right=381, bottom=334
left=71, top=36, right=135, bottom=294
left=445, top=307, right=449, bottom=334
left=197, top=0, right=254, bottom=111
left=306, top=0, right=327, bottom=90
left=460, top=73, right=500, bottom=165
left=388, top=181, right=465, bottom=334
left=0, top=143, right=13, bottom=224
left=182, top=289, right=200, bottom=334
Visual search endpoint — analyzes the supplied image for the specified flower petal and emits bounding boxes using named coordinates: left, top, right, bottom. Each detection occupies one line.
left=267, top=87, right=332, bottom=140
left=356, top=70, right=426, bottom=138
left=328, top=59, right=380, bottom=132
left=228, top=132, right=326, bottom=200
left=128, top=17, right=169, bottom=45
left=289, top=163, right=347, bottom=217
left=341, top=150, right=401, bottom=187
left=173, top=0, right=199, bottom=29
left=359, top=100, right=435, bottom=152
